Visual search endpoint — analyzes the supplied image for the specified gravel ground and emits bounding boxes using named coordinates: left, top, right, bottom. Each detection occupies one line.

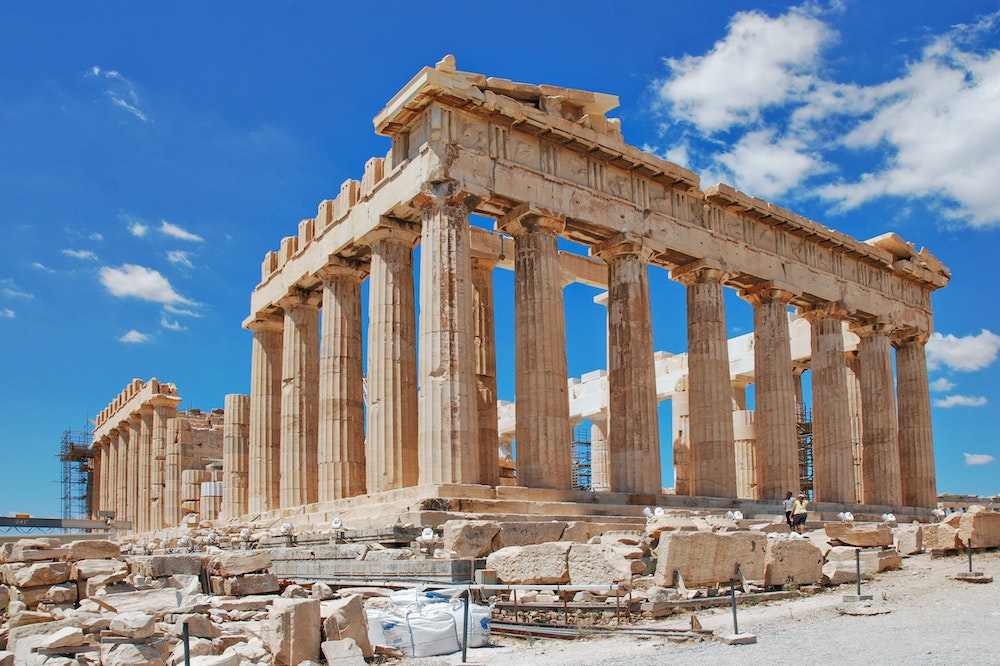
left=400, top=549, right=1000, bottom=665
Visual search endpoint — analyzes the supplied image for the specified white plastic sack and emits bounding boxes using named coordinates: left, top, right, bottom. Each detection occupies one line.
left=440, top=600, right=491, bottom=648
left=406, top=607, right=461, bottom=658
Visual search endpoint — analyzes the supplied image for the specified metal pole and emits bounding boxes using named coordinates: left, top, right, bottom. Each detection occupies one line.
left=968, top=539, right=974, bottom=573
left=729, top=577, right=739, bottom=635
left=182, top=620, right=191, bottom=666
left=461, top=588, right=470, bottom=663
left=855, top=549, right=862, bottom=596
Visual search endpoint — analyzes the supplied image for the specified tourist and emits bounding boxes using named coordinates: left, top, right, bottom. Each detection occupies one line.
left=792, top=493, right=809, bottom=534
left=783, top=491, right=795, bottom=529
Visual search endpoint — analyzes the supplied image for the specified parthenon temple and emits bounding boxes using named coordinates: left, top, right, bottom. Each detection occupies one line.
left=90, top=57, right=949, bottom=531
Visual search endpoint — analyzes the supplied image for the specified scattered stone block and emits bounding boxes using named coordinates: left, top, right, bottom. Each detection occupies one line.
left=824, top=523, right=893, bottom=548
left=0, top=584, right=8, bottom=610
left=321, top=594, right=372, bottom=659
left=567, top=544, right=632, bottom=585
left=11, top=582, right=77, bottom=609
left=168, top=637, right=214, bottom=665
left=3, top=561, right=70, bottom=587
left=174, top=612, right=220, bottom=639
left=653, top=531, right=766, bottom=587
left=763, top=539, right=823, bottom=587
left=268, top=598, right=321, bottom=666
left=311, top=581, right=335, bottom=600
left=70, top=558, right=128, bottom=581
left=442, top=520, right=501, bottom=557
left=825, top=547, right=902, bottom=574
left=130, top=554, right=205, bottom=578
left=210, top=572, right=278, bottom=596
left=322, top=638, right=367, bottom=666
left=109, top=611, right=156, bottom=639
left=99, top=588, right=183, bottom=617
left=205, top=550, right=272, bottom=577
left=64, top=539, right=121, bottom=561
left=189, top=655, right=240, bottom=666
left=560, top=521, right=591, bottom=543
left=492, top=521, right=568, bottom=549
left=7, top=609, right=53, bottom=628
left=486, top=543, right=571, bottom=584
left=957, top=506, right=1000, bottom=548
left=892, top=524, right=923, bottom=555
left=645, top=515, right=698, bottom=543
left=922, top=523, right=961, bottom=551
left=0, top=651, right=12, bottom=666
left=102, top=641, right=165, bottom=666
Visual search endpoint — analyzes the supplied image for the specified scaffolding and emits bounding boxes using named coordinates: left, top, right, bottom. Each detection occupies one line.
left=571, top=424, right=592, bottom=491
left=58, top=425, right=93, bottom=520
left=795, top=402, right=814, bottom=500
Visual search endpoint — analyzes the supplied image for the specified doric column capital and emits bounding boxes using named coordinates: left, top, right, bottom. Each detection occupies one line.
left=850, top=317, right=895, bottom=339
left=891, top=326, right=931, bottom=347
left=148, top=394, right=182, bottom=410
left=740, top=282, right=796, bottom=307
left=363, top=218, right=421, bottom=249
left=413, top=179, right=481, bottom=211
left=316, top=256, right=369, bottom=284
left=496, top=202, right=565, bottom=237
left=246, top=312, right=284, bottom=334
left=470, top=255, right=498, bottom=272
left=798, top=300, right=848, bottom=322
left=591, top=233, right=656, bottom=263
left=671, top=259, right=730, bottom=287
left=277, top=287, right=322, bottom=312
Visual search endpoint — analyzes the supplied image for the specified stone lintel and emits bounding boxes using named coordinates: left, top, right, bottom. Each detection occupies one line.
left=315, top=256, right=369, bottom=283
left=798, top=301, right=849, bottom=322
left=496, top=202, right=566, bottom=236
left=362, top=218, right=421, bottom=249
left=891, top=327, right=931, bottom=347
left=849, top=318, right=895, bottom=338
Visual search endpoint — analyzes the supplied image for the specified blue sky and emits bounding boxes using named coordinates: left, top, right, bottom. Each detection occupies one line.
left=2, top=1, right=999, bottom=518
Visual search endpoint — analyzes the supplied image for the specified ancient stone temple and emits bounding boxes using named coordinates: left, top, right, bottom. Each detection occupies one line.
left=90, top=379, right=226, bottom=529
left=239, top=57, right=947, bottom=522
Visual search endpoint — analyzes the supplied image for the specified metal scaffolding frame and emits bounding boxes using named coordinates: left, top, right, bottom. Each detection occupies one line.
left=795, top=402, right=814, bottom=500
left=571, top=424, right=592, bottom=492
left=57, top=425, right=93, bottom=520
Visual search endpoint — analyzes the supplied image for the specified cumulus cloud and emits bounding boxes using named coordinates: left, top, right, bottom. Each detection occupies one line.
left=127, top=218, right=149, bottom=237
left=963, top=452, right=995, bottom=465
left=934, top=395, right=988, bottom=408
left=119, top=329, right=150, bottom=343
left=98, top=264, right=191, bottom=304
left=930, top=378, right=956, bottom=392
left=87, top=66, right=151, bottom=122
left=61, top=249, right=98, bottom=261
left=926, top=329, right=1000, bottom=372
left=159, top=221, right=203, bottom=242
left=166, top=250, right=194, bottom=268
left=160, top=314, right=186, bottom=331
left=0, top=309, right=14, bottom=318
left=653, top=5, right=1000, bottom=225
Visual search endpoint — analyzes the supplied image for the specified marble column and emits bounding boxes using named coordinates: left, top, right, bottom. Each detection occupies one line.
left=595, top=239, right=660, bottom=494
left=149, top=399, right=177, bottom=531
left=804, top=308, right=854, bottom=503
left=855, top=321, right=902, bottom=506
left=223, top=393, right=251, bottom=519
left=91, top=443, right=103, bottom=519
left=416, top=184, right=480, bottom=485
left=498, top=205, right=571, bottom=489
left=673, top=262, right=735, bottom=498
left=137, top=406, right=153, bottom=532
left=893, top=331, right=936, bottom=508
left=317, top=260, right=368, bottom=501
left=844, top=351, right=864, bottom=503
left=126, top=414, right=141, bottom=528
left=671, top=377, right=690, bottom=495
left=366, top=223, right=419, bottom=492
left=115, top=427, right=127, bottom=522
left=744, top=286, right=799, bottom=500
left=472, top=255, right=500, bottom=487
left=164, top=417, right=182, bottom=527
left=248, top=315, right=283, bottom=513
left=107, top=432, right=118, bottom=519
left=279, top=290, right=321, bottom=508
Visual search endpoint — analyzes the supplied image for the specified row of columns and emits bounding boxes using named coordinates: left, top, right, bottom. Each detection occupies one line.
left=246, top=183, right=938, bottom=514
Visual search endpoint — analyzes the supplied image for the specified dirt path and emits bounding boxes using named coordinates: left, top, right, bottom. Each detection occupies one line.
left=403, top=549, right=1000, bottom=665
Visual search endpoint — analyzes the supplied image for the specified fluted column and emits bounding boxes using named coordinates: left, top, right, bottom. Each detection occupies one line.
left=744, top=286, right=798, bottom=500
left=367, top=223, right=419, bottom=492
left=472, top=256, right=500, bottom=487
left=844, top=351, right=863, bottom=503
left=149, top=398, right=177, bottom=531
left=673, top=262, right=735, bottom=498
left=854, top=321, right=902, bottom=506
left=137, top=406, right=153, bottom=532
left=803, top=307, right=854, bottom=503
left=279, top=290, right=321, bottom=508
left=126, top=414, right=140, bottom=529
left=595, top=239, right=660, bottom=494
left=893, top=331, right=936, bottom=508
left=416, top=183, right=480, bottom=485
left=317, top=260, right=368, bottom=501
left=91, top=443, right=103, bottom=519
left=115, top=426, right=127, bottom=522
left=223, top=393, right=251, bottom=519
left=164, top=417, right=182, bottom=527
left=498, top=204, right=571, bottom=489
left=590, top=413, right=610, bottom=492
left=247, top=315, right=283, bottom=513
left=671, top=377, right=690, bottom=495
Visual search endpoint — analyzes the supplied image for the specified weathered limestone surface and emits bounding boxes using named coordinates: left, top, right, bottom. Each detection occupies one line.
left=493, top=521, right=568, bottom=549
left=892, top=524, right=924, bottom=555
left=762, top=539, right=823, bottom=586
left=566, top=543, right=632, bottom=584
left=486, top=543, right=571, bottom=584
left=268, top=598, right=321, bottom=666
left=279, top=292, right=321, bottom=508
left=957, top=506, right=1000, bottom=548
left=857, top=323, right=902, bottom=506
left=825, top=546, right=903, bottom=573
left=442, top=520, right=502, bottom=558
left=321, top=594, right=373, bottom=659
left=222, top=393, right=251, bottom=519
left=248, top=317, right=283, bottom=514
left=206, top=551, right=272, bottom=577
left=653, top=531, right=766, bottom=587
left=894, top=334, right=936, bottom=508
left=824, top=523, right=894, bottom=548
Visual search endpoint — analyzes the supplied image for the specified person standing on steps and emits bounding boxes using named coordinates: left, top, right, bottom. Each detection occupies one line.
left=783, top=491, right=795, bottom=529
left=792, top=492, right=810, bottom=534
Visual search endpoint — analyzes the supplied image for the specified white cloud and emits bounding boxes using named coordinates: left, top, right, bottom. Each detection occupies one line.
left=98, top=264, right=191, bottom=304
left=119, top=329, right=150, bottom=343
left=87, top=66, right=151, bottom=123
left=658, top=9, right=831, bottom=131
left=926, top=329, right=1000, bottom=372
left=128, top=220, right=148, bottom=237
left=166, top=250, right=194, bottom=268
left=160, top=314, right=186, bottom=331
left=930, top=378, right=956, bottom=392
left=61, top=249, right=98, bottom=261
left=0, top=308, right=14, bottom=318
left=32, top=262, right=55, bottom=273
left=1, top=280, right=33, bottom=299
left=963, top=452, right=995, bottom=465
left=934, top=395, right=988, bottom=408
left=164, top=304, right=203, bottom=318
left=714, top=130, right=829, bottom=198
left=159, top=221, right=203, bottom=242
